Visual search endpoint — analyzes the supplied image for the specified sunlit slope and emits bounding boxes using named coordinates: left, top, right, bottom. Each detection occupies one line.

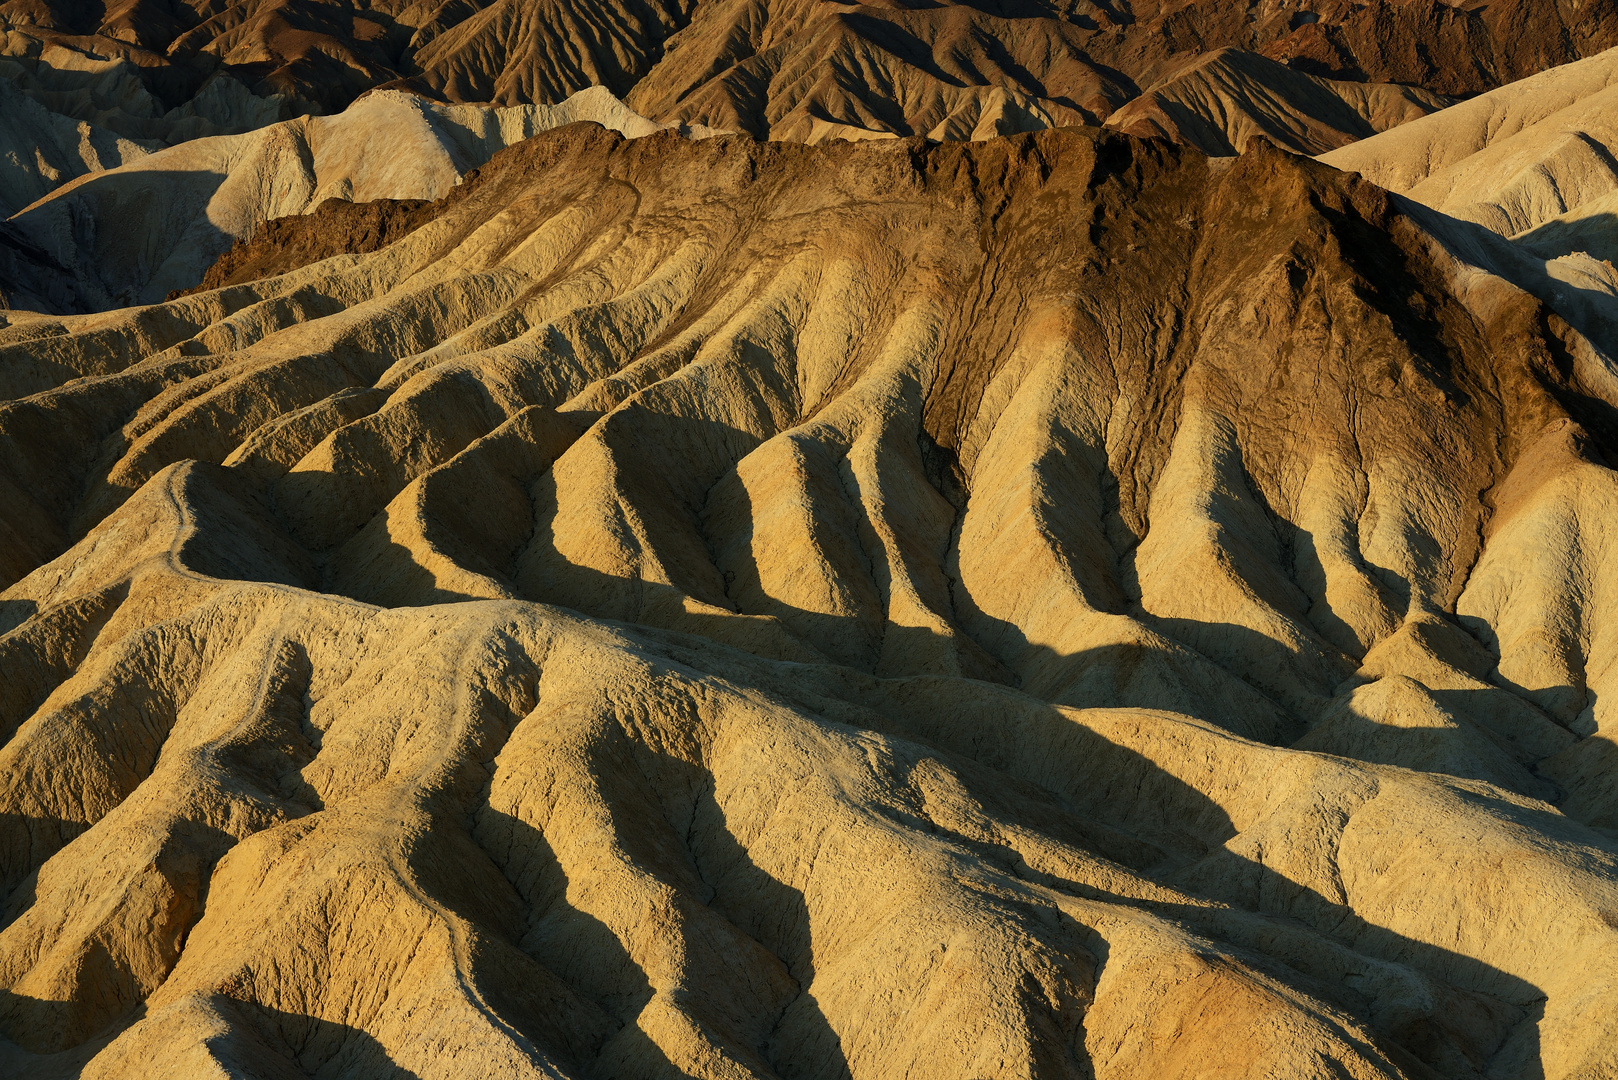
left=2, top=124, right=1618, bottom=1078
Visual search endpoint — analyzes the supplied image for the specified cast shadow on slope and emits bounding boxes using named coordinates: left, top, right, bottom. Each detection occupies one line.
left=23, top=399, right=1573, bottom=1072
left=618, top=702, right=1549, bottom=1075
left=0, top=990, right=429, bottom=1079
left=474, top=802, right=855, bottom=1079
left=0, top=574, right=1565, bottom=1078
left=1405, top=200, right=1618, bottom=365
left=849, top=691, right=1555, bottom=1078
left=311, top=401, right=1252, bottom=719
left=2, top=167, right=237, bottom=314
left=295, top=394, right=1597, bottom=777
left=118, top=389, right=1584, bottom=813
left=1518, top=212, right=1618, bottom=275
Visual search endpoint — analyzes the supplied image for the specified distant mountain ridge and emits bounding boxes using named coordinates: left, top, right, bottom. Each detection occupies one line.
left=4, top=0, right=1618, bottom=144
left=8, top=0, right=1618, bottom=317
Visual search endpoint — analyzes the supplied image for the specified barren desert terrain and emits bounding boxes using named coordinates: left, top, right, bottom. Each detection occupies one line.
left=4, top=3, right=1618, bottom=1079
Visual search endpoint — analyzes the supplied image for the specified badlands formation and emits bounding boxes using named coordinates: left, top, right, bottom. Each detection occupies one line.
left=5, top=0, right=1618, bottom=158
left=5, top=78, right=1618, bottom=1079
left=7, top=5, right=1618, bottom=1080
left=13, top=0, right=1618, bottom=321
left=0, top=86, right=719, bottom=313
left=1323, top=46, right=1618, bottom=264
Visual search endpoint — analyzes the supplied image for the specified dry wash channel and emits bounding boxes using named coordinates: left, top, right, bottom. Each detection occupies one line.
left=3, top=123, right=1618, bottom=1079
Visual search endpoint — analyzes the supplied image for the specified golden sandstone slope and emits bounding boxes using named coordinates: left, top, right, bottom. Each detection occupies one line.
left=4, top=118, right=1618, bottom=1079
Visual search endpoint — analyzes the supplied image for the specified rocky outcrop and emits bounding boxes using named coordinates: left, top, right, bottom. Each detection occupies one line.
left=3, top=120, right=1618, bottom=1079
left=174, top=197, right=431, bottom=297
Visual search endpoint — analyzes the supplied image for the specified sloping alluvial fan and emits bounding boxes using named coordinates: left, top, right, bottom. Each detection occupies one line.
left=5, top=121, right=1618, bottom=1080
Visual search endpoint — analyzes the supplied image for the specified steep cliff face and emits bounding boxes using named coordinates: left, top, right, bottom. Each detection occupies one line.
left=3, top=121, right=1618, bottom=1079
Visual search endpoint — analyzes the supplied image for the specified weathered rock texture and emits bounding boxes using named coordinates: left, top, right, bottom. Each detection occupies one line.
left=3, top=119, right=1618, bottom=1079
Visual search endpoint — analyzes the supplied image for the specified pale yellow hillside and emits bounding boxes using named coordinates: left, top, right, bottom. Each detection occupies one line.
left=1321, top=47, right=1618, bottom=250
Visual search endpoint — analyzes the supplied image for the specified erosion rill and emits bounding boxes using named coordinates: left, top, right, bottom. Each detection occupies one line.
left=2, top=119, right=1618, bottom=1077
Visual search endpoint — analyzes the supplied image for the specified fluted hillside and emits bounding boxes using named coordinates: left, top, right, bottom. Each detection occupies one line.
left=3, top=121, right=1618, bottom=1079
left=0, top=86, right=716, bottom=313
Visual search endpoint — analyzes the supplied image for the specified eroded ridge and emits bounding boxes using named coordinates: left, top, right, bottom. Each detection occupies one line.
left=3, top=123, right=1618, bottom=1079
